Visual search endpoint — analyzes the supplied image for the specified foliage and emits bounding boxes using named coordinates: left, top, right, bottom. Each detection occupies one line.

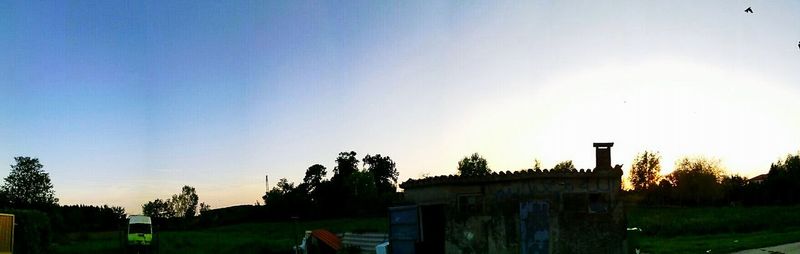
left=142, top=186, right=202, bottom=219
left=666, top=157, right=725, bottom=205
left=553, top=160, right=576, bottom=172
left=261, top=151, right=400, bottom=219
left=332, top=151, right=359, bottom=181
left=533, top=159, right=542, bottom=171
left=171, top=186, right=200, bottom=218
left=457, top=153, right=491, bottom=176
left=302, top=164, right=327, bottom=191
left=0, top=209, right=52, bottom=254
left=143, top=199, right=175, bottom=219
left=765, top=153, right=800, bottom=204
left=629, top=151, right=661, bottom=190
left=55, top=205, right=126, bottom=232
left=1, top=157, right=58, bottom=208
left=720, top=175, right=748, bottom=204
left=199, top=202, right=211, bottom=214
left=362, top=154, right=398, bottom=194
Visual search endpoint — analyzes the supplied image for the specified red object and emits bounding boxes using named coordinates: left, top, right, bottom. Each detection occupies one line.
left=311, top=229, right=342, bottom=250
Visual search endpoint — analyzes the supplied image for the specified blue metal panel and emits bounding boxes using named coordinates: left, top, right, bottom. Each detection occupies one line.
left=389, top=205, right=419, bottom=254
left=520, top=201, right=549, bottom=254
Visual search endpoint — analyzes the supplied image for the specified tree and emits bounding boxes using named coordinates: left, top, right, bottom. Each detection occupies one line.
left=303, top=164, right=327, bottom=191
left=363, top=154, right=399, bottom=194
left=765, top=153, right=800, bottom=204
left=458, top=153, right=491, bottom=176
left=142, top=199, right=174, bottom=219
left=533, top=159, right=542, bottom=171
left=142, top=185, right=202, bottom=219
left=721, top=174, right=748, bottom=204
left=199, top=202, right=211, bottom=215
left=263, top=178, right=295, bottom=206
left=2, top=156, right=58, bottom=208
left=629, top=151, right=662, bottom=191
left=333, top=151, right=359, bottom=181
left=667, top=157, right=725, bottom=205
left=553, top=160, right=576, bottom=172
left=170, top=185, right=199, bottom=218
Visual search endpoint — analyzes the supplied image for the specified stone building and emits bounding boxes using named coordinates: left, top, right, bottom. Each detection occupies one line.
left=389, top=143, right=625, bottom=254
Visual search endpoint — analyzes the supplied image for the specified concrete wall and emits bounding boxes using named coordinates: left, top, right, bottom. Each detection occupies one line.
left=404, top=171, right=625, bottom=254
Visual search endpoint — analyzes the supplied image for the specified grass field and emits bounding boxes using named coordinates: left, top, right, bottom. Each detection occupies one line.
left=51, top=205, right=800, bottom=253
left=51, top=217, right=388, bottom=254
left=628, top=205, right=800, bottom=253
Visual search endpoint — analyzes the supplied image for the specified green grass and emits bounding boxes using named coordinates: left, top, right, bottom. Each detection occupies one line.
left=628, top=205, right=800, bottom=237
left=52, top=206, right=800, bottom=253
left=636, top=228, right=800, bottom=254
left=628, top=205, right=800, bottom=253
left=51, top=217, right=388, bottom=254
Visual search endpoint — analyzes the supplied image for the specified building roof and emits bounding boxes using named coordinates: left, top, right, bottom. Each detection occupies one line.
left=400, top=165, right=623, bottom=189
left=128, top=215, right=152, bottom=224
left=311, top=229, right=342, bottom=250
left=749, top=173, right=768, bottom=182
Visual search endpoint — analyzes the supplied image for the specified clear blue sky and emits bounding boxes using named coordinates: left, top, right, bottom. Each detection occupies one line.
left=2, top=1, right=800, bottom=213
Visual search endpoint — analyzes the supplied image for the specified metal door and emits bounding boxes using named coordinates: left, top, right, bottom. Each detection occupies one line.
left=389, top=205, right=419, bottom=254
left=520, top=201, right=549, bottom=254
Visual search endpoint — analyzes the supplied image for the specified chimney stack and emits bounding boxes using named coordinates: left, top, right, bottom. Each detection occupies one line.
left=593, top=142, right=614, bottom=170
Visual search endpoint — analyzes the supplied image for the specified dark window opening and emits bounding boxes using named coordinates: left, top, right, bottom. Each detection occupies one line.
left=129, top=223, right=151, bottom=234
left=588, top=194, right=609, bottom=213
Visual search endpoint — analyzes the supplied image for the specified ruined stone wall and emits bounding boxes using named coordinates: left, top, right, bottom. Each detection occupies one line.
left=404, top=172, right=625, bottom=254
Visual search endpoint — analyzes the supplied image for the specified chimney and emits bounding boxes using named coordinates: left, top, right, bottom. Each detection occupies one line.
left=593, top=142, right=614, bottom=170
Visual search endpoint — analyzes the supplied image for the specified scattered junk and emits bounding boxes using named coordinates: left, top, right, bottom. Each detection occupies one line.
left=0, top=213, right=13, bottom=254
left=390, top=142, right=627, bottom=254
left=126, top=215, right=154, bottom=253
left=294, top=229, right=389, bottom=254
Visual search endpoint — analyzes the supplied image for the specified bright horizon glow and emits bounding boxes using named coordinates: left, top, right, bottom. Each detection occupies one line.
left=2, top=1, right=799, bottom=214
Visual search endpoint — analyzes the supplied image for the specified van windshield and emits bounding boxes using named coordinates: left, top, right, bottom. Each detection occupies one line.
left=129, top=223, right=151, bottom=234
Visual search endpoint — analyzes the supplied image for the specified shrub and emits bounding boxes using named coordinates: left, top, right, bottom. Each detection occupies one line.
left=0, top=209, right=52, bottom=254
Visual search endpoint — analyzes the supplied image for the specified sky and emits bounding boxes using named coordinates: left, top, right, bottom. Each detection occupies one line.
left=1, top=1, right=800, bottom=214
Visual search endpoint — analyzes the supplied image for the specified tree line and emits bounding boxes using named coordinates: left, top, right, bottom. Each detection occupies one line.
left=260, top=151, right=400, bottom=219
left=626, top=150, right=800, bottom=206
left=0, top=157, right=128, bottom=254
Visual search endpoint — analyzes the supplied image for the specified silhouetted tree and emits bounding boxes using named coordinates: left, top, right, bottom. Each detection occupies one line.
left=765, top=153, right=800, bottom=204
left=2, top=156, right=58, bottom=208
left=721, top=174, right=748, bottom=204
left=667, top=157, right=725, bottom=205
left=142, top=199, right=174, bottom=219
left=170, top=186, right=199, bottom=218
left=303, top=164, right=327, bottom=191
left=199, top=202, right=211, bottom=215
left=458, top=153, right=491, bottom=176
left=533, top=159, right=543, bottom=171
left=55, top=204, right=126, bottom=232
left=363, top=154, right=399, bottom=194
left=553, top=160, right=576, bottom=172
left=347, top=170, right=378, bottom=213
left=332, top=151, right=359, bottom=181
left=647, top=179, right=674, bottom=205
left=142, top=185, right=202, bottom=220
left=629, top=151, right=662, bottom=191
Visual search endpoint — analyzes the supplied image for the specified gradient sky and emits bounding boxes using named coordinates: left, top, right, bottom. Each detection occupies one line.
left=2, top=1, right=800, bottom=214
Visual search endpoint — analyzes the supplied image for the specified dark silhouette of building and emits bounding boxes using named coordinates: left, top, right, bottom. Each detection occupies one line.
left=390, top=143, right=626, bottom=254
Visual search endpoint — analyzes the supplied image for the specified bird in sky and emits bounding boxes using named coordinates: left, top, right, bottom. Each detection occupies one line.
left=745, top=7, right=754, bottom=13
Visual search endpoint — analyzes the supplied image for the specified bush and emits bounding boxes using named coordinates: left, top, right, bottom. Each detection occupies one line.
left=0, top=209, right=52, bottom=254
